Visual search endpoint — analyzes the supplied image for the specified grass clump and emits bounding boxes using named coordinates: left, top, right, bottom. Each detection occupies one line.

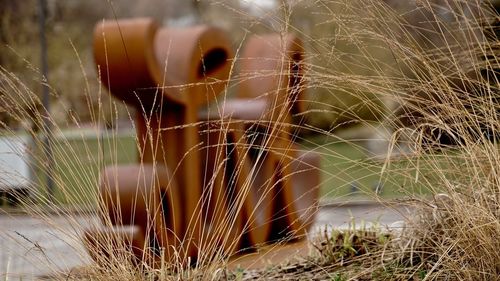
left=225, top=0, right=500, bottom=279
left=228, top=190, right=498, bottom=280
left=1, top=0, right=500, bottom=280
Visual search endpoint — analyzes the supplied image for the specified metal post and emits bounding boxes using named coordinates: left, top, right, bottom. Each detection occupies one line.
left=38, top=0, right=55, bottom=203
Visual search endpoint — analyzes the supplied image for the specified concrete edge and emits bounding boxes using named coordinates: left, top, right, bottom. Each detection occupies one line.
left=319, top=197, right=421, bottom=208
left=0, top=204, right=96, bottom=216
left=1, top=197, right=424, bottom=216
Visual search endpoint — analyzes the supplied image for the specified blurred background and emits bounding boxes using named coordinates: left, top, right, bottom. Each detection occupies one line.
left=1, top=0, right=499, bottom=204
left=1, top=0, right=497, bottom=130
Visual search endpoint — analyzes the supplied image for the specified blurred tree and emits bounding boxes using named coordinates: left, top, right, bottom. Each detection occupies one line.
left=1, top=0, right=495, bottom=132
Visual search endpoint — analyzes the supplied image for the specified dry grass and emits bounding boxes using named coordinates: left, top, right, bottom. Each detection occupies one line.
left=1, top=0, right=500, bottom=280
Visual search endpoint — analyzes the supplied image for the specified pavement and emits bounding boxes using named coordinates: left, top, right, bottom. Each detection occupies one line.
left=0, top=214, right=96, bottom=280
left=0, top=202, right=412, bottom=280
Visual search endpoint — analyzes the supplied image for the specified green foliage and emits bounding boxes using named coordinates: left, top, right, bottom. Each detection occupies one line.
left=331, top=272, right=347, bottom=281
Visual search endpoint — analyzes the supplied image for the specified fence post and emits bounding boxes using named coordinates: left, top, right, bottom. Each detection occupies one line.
left=38, top=0, right=55, bottom=202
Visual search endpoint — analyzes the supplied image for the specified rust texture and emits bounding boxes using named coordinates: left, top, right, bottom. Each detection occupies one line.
left=86, top=18, right=321, bottom=266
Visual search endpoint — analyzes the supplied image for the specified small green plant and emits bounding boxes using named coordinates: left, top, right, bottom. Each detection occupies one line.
left=331, top=272, right=346, bottom=281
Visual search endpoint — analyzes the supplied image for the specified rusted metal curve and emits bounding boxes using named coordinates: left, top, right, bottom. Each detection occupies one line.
left=217, top=121, right=277, bottom=249
left=233, top=34, right=318, bottom=241
left=94, top=18, right=235, bottom=262
left=242, top=149, right=277, bottom=246
left=93, top=18, right=233, bottom=108
left=238, top=34, right=306, bottom=119
left=154, top=26, right=233, bottom=107
left=211, top=102, right=319, bottom=241
left=89, top=18, right=320, bottom=266
left=200, top=108, right=277, bottom=248
left=278, top=149, right=321, bottom=238
left=249, top=145, right=320, bottom=241
left=205, top=81, right=316, bottom=243
left=93, top=18, right=162, bottom=109
left=99, top=164, right=184, bottom=261
left=199, top=123, right=246, bottom=257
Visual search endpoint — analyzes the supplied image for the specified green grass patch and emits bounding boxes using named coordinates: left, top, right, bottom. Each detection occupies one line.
left=32, top=132, right=457, bottom=206
left=298, top=135, right=442, bottom=200
left=40, top=131, right=137, bottom=206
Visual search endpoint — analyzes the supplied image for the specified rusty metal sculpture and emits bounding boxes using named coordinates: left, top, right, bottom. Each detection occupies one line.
left=84, top=18, right=320, bottom=266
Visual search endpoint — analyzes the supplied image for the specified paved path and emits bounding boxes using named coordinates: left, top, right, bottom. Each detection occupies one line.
left=0, top=203, right=411, bottom=280
left=0, top=214, right=96, bottom=280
